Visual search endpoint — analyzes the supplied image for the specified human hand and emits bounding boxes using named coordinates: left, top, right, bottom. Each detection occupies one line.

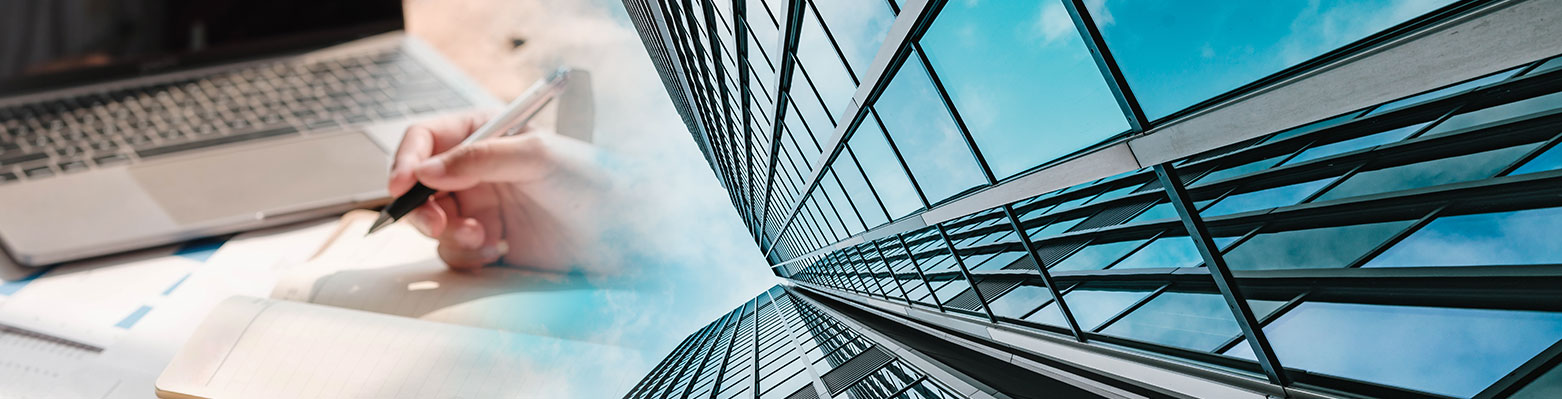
left=388, top=113, right=608, bottom=272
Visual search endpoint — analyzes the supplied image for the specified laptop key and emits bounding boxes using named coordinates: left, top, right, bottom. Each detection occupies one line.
left=0, top=151, right=48, bottom=167
left=94, top=153, right=130, bottom=167
left=59, top=160, right=89, bottom=173
left=135, top=126, right=299, bottom=159
left=23, top=165, right=53, bottom=178
left=0, top=171, right=16, bottom=184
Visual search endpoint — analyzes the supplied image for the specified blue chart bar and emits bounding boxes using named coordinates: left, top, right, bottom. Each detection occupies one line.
left=0, top=267, right=53, bottom=296
left=114, top=306, right=153, bottom=330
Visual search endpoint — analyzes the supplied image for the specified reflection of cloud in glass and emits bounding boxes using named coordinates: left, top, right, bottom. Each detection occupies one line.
left=1224, top=220, right=1413, bottom=270
left=872, top=54, right=986, bottom=203
left=809, top=0, right=895, bottom=79
left=1101, top=292, right=1283, bottom=351
left=1366, top=206, right=1562, bottom=267
left=1033, top=287, right=1152, bottom=330
left=1315, top=144, right=1538, bottom=202
left=847, top=116, right=923, bottom=218
left=1226, top=302, right=1562, bottom=398
left=1090, top=0, right=1456, bottom=119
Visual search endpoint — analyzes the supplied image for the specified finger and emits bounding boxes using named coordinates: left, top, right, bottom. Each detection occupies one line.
left=390, top=113, right=494, bottom=195
left=413, top=134, right=555, bottom=191
left=452, top=184, right=505, bottom=249
left=406, top=201, right=446, bottom=238
left=437, top=218, right=503, bottom=270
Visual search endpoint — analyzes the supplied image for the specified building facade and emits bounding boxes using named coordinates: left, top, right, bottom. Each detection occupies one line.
left=623, top=0, right=1562, bottom=398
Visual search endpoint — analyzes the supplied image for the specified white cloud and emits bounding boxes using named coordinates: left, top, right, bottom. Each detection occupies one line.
left=1034, top=1, right=1076, bottom=44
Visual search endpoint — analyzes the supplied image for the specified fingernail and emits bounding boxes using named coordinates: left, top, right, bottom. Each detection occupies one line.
left=480, top=244, right=504, bottom=260
left=416, top=158, right=447, bottom=178
left=455, top=223, right=482, bottom=249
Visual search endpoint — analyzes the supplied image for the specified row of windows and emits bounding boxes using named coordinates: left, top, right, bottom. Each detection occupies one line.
left=626, top=286, right=962, bottom=399
left=785, top=59, right=1562, bottom=398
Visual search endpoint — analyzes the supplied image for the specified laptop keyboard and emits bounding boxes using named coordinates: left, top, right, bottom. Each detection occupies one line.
left=0, top=48, right=471, bottom=184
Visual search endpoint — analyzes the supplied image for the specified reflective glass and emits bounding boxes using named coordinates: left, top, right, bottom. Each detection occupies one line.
left=1126, top=202, right=1179, bottom=224
left=1282, top=122, right=1428, bottom=166
left=1110, top=236, right=1202, bottom=269
left=1100, top=292, right=1285, bottom=351
left=820, top=171, right=867, bottom=234
left=873, top=54, right=987, bottom=203
left=1510, top=143, right=1562, bottom=175
left=791, top=74, right=838, bottom=144
left=1423, top=91, right=1562, bottom=137
left=919, top=0, right=1129, bottom=178
left=795, top=10, right=857, bottom=120
left=848, top=116, right=923, bottom=218
left=1093, top=0, right=1456, bottom=119
left=1314, top=143, right=1539, bottom=202
left=1510, top=360, right=1562, bottom=399
left=1365, top=206, right=1562, bottom=267
left=810, top=0, right=895, bottom=79
left=1026, top=216, right=1085, bottom=241
left=833, top=151, right=892, bottom=228
left=1191, top=155, right=1286, bottom=186
left=1530, top=56, right=1562, bottom=76
left=1262, top=110, right=1366, bottom=144
left=1224, top=220, right=1415, bottom=270
left=1029, top=286, right=1155, bottom=331
left=1365, top=68, right=1523, bottom=117
left=1050, top=238, right=1147, bottom=272
left=988, top=284, right=1053, bottom=319
left=1201, top=178, right=1335, bottom=217
left=1225, top=302, right=1562, bottom=398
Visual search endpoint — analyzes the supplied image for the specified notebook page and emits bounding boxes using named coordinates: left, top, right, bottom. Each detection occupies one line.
left=158, top=296, right=609, bottom=399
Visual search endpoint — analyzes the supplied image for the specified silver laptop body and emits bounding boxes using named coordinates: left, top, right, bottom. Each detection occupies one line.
left=0, top=5, right=498, bottom=266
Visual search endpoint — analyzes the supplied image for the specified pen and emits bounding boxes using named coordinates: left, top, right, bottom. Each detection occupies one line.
left=367, top=67, right=574, bottom=235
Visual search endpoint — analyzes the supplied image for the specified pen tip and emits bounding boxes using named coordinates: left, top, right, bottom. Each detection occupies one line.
left=366, top=213, right=393, bottom=236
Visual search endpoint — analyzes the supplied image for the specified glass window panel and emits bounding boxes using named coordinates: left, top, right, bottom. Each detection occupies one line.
left=1365, top=206, right=1562, bottom=267
left=1423, top=91, right=1562, bottom=137
left=1315, top=143, right=1540, bottom=202
left=834, top=151, right=892, bottom=228
left=1191, top=155, right=1286, bottom=186
left=1510, top=360, right=1562, bottom=399
left=820, top=171, right=867, bottom=234
left=848, top=117, right=922, bottom=218
left=1366, top=68, right=1523, bottom=117
left=1093, top=0, right=1456, bottom=119
left=1084, top=184, right=1143, bottom=206
left=1110, top=236, right=1202, bottom=269
left=1262, top=110, right=1366, bottom=144
left=1050, top=238, right=1148, bottom=272
left=1030, top=286, right=1156, bottom=331
left=1510, top=143, right=1562, bottom=176
left=1283, top=122, right=1428, bottom=166
left=919, top=0, right=1129, bottom=178
left=810, top=0, right=895, bottom=79
left=791, top=84, right=836, bottom=149
left=1127, top=201, right=1179, bottom=224
left=872, top=53, right=988, bottom=203
left=988, top=284, right=1053, bottom=319
left=1026, top=216, right=1085, bottom=241
left=795, top=10, right=857, bottom=120
left=1201, top=177, right=1335, bottom=217
left=1225, top=302, right=1562, bottom=398
left=1529, top=56, right=1562, bottom=76
left=1224, top=220, right=1415, bottom=270
left=1101, top=292, right=1285, bottom=351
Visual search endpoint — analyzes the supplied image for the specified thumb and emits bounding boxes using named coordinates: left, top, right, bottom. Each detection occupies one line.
left=413, top=134, right=553, bottom=191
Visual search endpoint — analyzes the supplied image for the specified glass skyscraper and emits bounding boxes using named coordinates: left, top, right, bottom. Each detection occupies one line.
left=622, top=0, right=1562, bottom=397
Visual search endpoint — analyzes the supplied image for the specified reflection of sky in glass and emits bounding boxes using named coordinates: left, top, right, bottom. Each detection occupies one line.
left=1050, top=239, right=1146, bottom=272
left=1225, top=302, right=1562, bottom=398
left=872, top=54, right=987, bottom=203
left=1365, top=68, right=1522, bottom=117
left=919, top=0, right=1129, bottom=179
left=1315, top=144, right=1538, bottom=202
left=1262, top=111, right=1366, bottom=144
left=1192, top=155, right=1285, bottom=186
left=1282, top=122, right=1427, bottom=166
left=988, top=284, right=1053, bottom=319
left=1101, top=292, right=1284, bottom=351
left=1509, top=360, right=1562, bottom=398
left=1530, top=57, right=1562, bottom=76
left=1090, top=0, right=1454, bottom=119
left=1224, top=220, right=1413, bottom=270
left=1201, top=177, right=1334, bottom=216
left=1039, top=287, right=1155, bottom=331
left=1510, top=143, right=1562, bottom=176
left=796, top=10, right=858, bottom=120
left=810, top=0, right=895, bottom=79
left=820, top=171, right=866, bottom=234
left=1026, top=216, right=1083, bottom=241
left=1366, top=206, right=1562, bottom=267
left=792, top=70, right=839, bottom=143
left=832, top=153, right=891, bottom=228
left=1110, top=236, right=1202, bottom=269
left=1423, top=91, right=1562, bottom=137
left=1126, top=202, right=1178, bottom=224
left=848, top=116, right=923, bottom=218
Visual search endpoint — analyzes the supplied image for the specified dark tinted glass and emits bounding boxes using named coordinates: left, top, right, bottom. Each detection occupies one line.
left=1365, top=206, right=1562, bottom=267
left=1225, top=302, right=1562, bottom=398
left=1101, top=292, right=1285, bottom=351
left=919, top=0, right=1129, bottom=178
left=1314, top=144, right=1539, bottom=202
left=872, top=54, right=987, bottom=203
left=1091, top=0, right=1454, bottom=119
left=1224, top=220, right=1415, bottom=270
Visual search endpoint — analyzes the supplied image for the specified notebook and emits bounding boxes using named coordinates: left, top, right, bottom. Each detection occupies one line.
left=156, top=210, right=623, bottom=399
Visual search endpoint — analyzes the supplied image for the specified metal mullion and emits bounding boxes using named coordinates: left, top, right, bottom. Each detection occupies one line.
left=1155, top=163, right=1291, bottom=386
left=707, top=308, right=746, bottom=399
left=1099, top=230, right=1169, bottom=271
left=844, top=146, right=896, bottom=223
left=936, top=224, right=997, bottom=323
left=1344, top=204, right=1448, bottom=268
left=908, top=44, right=997, bottom=184
left=872, top=241, right=916, bottom=307
left=1061, top=0, right=1148, bottom=131
left=852, top=248, right=891, bottom=299
left=1475, top=338, right=1562, bottom=399
left=1214, top=292, right=1308, bottom=355
left=896, top=233, right=945, bottom=312
left=1090, top=284, right=1170, bottom=333
left=869, top=111, right=934, bottom=208
left=681, top=312, right=736, bottom=399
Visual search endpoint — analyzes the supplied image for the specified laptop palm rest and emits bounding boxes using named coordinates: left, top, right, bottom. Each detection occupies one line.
left=130, top=132, right=389, bottom=225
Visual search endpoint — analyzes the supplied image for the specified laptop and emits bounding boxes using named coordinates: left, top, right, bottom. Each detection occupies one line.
left=0, top=1, right=500, bottom=266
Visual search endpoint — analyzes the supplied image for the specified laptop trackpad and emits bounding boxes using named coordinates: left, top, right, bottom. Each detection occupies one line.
left=130, top=133, right=390, bottom=225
